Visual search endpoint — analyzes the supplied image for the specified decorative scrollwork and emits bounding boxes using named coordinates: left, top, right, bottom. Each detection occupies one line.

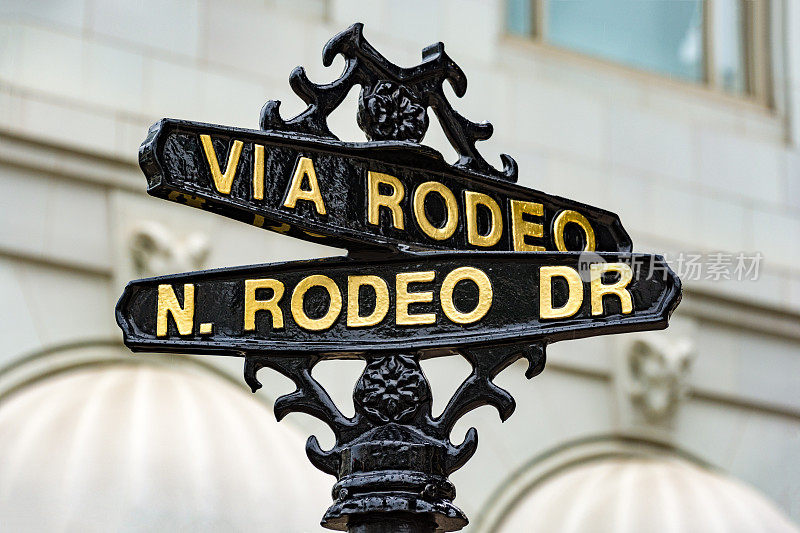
left=243, top=342, right=546, bottom=531
left=260, top=22, right=518, bottom=182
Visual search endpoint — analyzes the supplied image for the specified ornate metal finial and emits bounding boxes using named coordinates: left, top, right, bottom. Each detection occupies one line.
left=243, top=343, right=545, bottom=531
left=260, top=23, right=518, bottom=182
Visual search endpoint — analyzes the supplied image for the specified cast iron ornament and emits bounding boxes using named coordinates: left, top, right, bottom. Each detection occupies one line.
left=354, top=354, right=429, bottom=424
left=243, top=345, right=546, bottom=531
left=357, top=81, right=430, bottom=143
left=261, top=22, right=516, bottom=181
left=118, top=23, right=683, bottom=533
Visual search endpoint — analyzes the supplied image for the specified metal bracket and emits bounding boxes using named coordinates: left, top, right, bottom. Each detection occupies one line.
left=244, top=342, right=545, bottom=531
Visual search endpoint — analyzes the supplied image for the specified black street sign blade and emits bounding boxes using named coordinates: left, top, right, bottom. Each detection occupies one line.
left=139, top=119, right=632, bottom=254
left=116, top=251, right=680, bottom=358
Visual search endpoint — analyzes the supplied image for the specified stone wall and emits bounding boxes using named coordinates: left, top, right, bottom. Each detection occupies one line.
left=0, top=0, right=798, bottom=527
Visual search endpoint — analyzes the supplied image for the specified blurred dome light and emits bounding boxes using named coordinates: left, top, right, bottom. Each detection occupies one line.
left=496, top=457, right=799, bottom=533
left=0, top=362, right=330, bottom=532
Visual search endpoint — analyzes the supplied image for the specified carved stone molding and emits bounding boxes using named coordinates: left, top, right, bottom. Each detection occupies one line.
left=625, top=335, right=695, bottom=424
left=128, top=221, right=210, bottom=278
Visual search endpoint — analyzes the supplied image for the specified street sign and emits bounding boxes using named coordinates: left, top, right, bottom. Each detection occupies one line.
left=116, top=251, right=680, bottom=357
left=140, top=119, right=632, bottom=253
left=117, top=22, right=682, bottom=533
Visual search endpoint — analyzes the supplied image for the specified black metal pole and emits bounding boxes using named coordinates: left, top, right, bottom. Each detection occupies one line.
left=348, top=512, right=437, bottom=533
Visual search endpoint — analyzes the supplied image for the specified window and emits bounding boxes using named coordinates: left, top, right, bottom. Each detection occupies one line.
left=505, top=0, right=769, bottom=101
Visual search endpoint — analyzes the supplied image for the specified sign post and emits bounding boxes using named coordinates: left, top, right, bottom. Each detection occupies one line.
left=117, top=23, right=681, bottom=532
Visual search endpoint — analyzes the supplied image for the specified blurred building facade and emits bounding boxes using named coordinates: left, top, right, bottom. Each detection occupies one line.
left=0, top=0, right=798, bottom=531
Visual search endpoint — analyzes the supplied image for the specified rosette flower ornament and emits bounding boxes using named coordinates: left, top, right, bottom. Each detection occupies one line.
left=354, top=354, right=431, bottom=424
left=357, top=81, right=430, bottom=143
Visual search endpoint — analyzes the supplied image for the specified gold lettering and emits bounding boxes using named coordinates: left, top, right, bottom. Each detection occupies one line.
left=268, top=223, right=291, bottom=233
left=590, top=263, right=633, bottom=316
left=396, top=271, right=436, bottom=325
left=510, top=199, right=545, bottom=251
left=465, top=191, right=503, bottom=247
left=413, top=182, right=458, bottom=241
left=244, top=279, right=285, bottom=330
left=539, top=266, right=583, bottom=319
left=284, top=157, right=327, bottom=215
left=253, top=144, right=265, bottom=200
left=440, top=267, right=493, bottom=324
left=167, top=191, right=205, bottom=208
left=367, top=171, right=405, bottom=230
left=156, top=284, right=195, bottom=336
left=200, top=134, right=243, bottom=195
left=347, top=275, right=390, bottom=327
left=291, top=275, right=341, bottom=330
left=553, top=210, right=596, bottom=252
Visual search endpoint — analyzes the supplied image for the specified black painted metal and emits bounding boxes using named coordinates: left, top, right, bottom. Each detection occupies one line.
left=117, top=251, right=680, bottom=357
left=347, top=513, right=438, bottom=533
left=140, top=119, right=632, bottom=254
left=117, top=23, right=682, bottom=532
left=242, top=345, right=546, bottom=531
left=261, top=22, right=514, bottom=182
